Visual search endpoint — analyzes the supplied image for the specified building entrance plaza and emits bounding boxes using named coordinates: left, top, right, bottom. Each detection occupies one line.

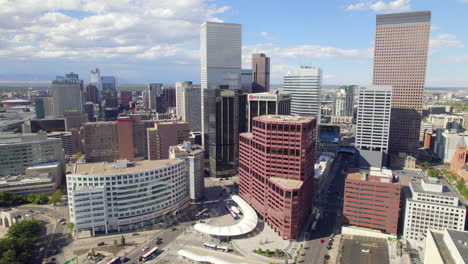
left=172, top=195, right=298, bottom=264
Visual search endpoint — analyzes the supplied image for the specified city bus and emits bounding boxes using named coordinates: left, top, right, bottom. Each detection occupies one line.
left=224, top=205, right=239, bottom=220
left=216, top=245, right=229, bottom=252
left=106, top=257, right=121, bottom=264
left=203, top=243, right=217, bottom=250
left=141, top=246, right=158, bottom=262
left=196, top=208, right=209, bottom=218
left=311, top=221, right=317, bottom=231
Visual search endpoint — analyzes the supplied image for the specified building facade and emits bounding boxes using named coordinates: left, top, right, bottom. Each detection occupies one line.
left=403, top=178, right=466, bottom=244
left=283, top=66, right=322, bottom=119
left=200, top=21, right=242, bottom=147
left=176, top=82, right=202, bottom=132
left=373, top=11, right=431, bottom=155
left=205, top=89, right=245, bottom=177
left=0, top=132, right=64, bottom=176
left=356, top=85, right=392, bottom=168
left=119, top=91, right=132, bottom=106
left=343, top=168, right=401, bottom=234
left=241, top=69, right=253, bottom=93
left=239, top=115, right=317, bottom=240
left=247, top=92, right=291, bottom=132
left=34, top=97, right=54, bottom=119
left=252, top=53, right=270, bottom=93
left=147, top=121, right=190, bottom=160
left=67, top=159, right=190, bottom=235
left=169, top=142, right=205, bottom=201
left=428, top=114, right=464, bottom=130
left=333, top=85, right=355, bottom=117
left=52, top=73, right=83, bottom=117
left=434, top=129, right=468, bottom=163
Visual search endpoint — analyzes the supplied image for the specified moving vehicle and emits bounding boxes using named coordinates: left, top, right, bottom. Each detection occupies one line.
left=107, top=257, right=121, bottom=264
left=320, top=239, right=324, bottom=243
left=361, top=249, right=370, bottom=253
left=141, top=247, right=158, bottom=261
left=311, top=221, right=317, bottom=231
left=216, top=245, right=229, bottom=252
left=224, top=205, right=239, bottom=220
left=196, top=208, right=209, bottom=218
left=203, top=243, right=217, bottom=250
left=230, top=206, right=241, bottom=215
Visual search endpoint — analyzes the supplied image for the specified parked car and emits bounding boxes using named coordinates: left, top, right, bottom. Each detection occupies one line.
left=361, top=249, right=370, bottom=253
left=320, top=239, right=324, bottom=243
left=97, top=242, right=105, bottom=246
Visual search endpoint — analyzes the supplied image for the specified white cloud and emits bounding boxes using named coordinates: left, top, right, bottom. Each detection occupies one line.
left=346, top=0, right=411, bottom=13
left=430, top=34, right=464, bottom=53
left=0, top=0, right=230, bottom=62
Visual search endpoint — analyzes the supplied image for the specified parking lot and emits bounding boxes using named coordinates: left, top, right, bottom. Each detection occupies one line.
left=340, top=236, right=389, bottom=264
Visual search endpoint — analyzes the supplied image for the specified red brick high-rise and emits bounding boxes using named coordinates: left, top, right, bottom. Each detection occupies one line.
left=372, top=11, right=431, bottom=155
left=239, top=115, right=316, bottom=240
left=119, top=90, right=132, bottom=106
left=343, top=168, right=401, bottom=234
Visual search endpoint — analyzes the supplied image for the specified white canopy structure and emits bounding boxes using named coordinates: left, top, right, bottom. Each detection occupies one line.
left=194, top=195, right=258, bottom=237
left=177, top=249, right=247, bottom=264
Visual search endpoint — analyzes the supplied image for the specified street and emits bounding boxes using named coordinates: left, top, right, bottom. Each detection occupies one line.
left=300, top=152, right=349, bottom=264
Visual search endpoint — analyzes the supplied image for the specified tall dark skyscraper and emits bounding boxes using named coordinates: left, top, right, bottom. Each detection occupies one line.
left=252, top=53, right=270, bottom=93
left=372, top=11, right=431, bottom=155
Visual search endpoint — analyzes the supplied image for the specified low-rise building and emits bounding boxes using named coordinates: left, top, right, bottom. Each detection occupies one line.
left=434, top=129, right=468, bottom=164
left=343, top=167, right=401, bottom=234
left=0, top=131, right=64, bottom=176
left=423, top=229, right=468, bottom=264
left=428, top=114, right=464, bottom=130
left=403, top=178, right=466, bottom=245
left=67, top=159, right=190, bottom=235
left=169, top=142, right=205, bottom=201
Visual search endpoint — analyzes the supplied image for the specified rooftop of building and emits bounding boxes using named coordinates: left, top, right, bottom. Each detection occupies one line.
left=430, top=229, right=468, bottom=264
left=429, top=113, right=464, bottom=118
left=0, top=131, right=59, bottom=144
left=73, top=159, right=182, bottom=175
left=255, top=115, right=315, bottom=123
left=446, top=229, right=468, bottom=263
left=270, top=177, right=303, bottom=190
left=169, top=142, right=204, bottom=156
left=410, top=177, right=456, bottom=198
left=346, top=167, right=395, bottom=183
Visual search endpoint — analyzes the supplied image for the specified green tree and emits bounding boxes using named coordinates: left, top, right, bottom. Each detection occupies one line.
left=66, top=222, right=75, bottom=234
left=274, top=249, right=281, bottom=255
left=26, top=193, right=37, bottom=204
left=35, top=193, right=49, bottom=204
left=121, top=236, right=126, bottom=246
left=265, top=249, right=271, bottom=255
left=113, top=240, right=118, bottom=245
left=421, top=161, right=431, bottom=170
left=7, top=219, right=42, bottom=240
left=0, top=191, right=26, bottom=207
left=427, top=169, right=439, bottom=178
left=49, top=189, right=62, bottom=205
left=27, top=193, right=49, bottom=205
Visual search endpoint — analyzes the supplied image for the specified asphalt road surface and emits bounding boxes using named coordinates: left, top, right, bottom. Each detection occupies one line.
left=300, top=153, right=350, bottom=264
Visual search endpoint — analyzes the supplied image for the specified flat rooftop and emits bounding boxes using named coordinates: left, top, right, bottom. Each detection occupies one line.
left=270, top=177, right=303, bottom=189
left=255, top=115, right=315, bottom=123
left=410, top=178, right=456, bottom=198
left=447, top=229, right=468, bottom=263
left=73, top=159, right=182, bottom=175
left=347, top=172, right=366, bottom=181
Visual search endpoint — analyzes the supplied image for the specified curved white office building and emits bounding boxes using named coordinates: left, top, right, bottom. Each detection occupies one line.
left=283, top=66, right=322, bottom=119
left=67, top=159, right=189, bottom=235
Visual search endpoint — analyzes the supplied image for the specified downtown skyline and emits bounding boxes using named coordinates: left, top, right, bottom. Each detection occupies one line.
left=0, top=0, right=467, bottom=86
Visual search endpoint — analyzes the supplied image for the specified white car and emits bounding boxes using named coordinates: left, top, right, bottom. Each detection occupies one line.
left=141, top=247, right=149, bottom=252
left=361, top=249, right=370, bottom=253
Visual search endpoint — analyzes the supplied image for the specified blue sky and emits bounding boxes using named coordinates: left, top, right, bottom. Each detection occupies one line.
left=0, top=0, right=467, bottom=86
